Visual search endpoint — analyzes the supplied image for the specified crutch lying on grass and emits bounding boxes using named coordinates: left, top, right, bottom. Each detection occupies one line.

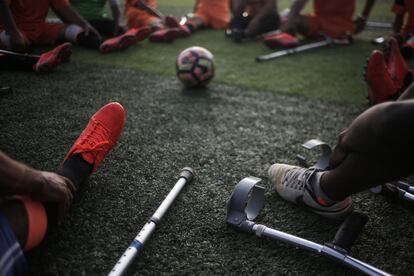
left=226, top=177, right=391, bottom=276
left=108, top=167, right=195, bottom=276
left=256, top=35, right=352, bottom=62
left=296, top=139, right=414, bottom=204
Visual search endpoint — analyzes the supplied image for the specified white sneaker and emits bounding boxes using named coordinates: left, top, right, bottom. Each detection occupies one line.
left=268, top=163, right=353, bottom=219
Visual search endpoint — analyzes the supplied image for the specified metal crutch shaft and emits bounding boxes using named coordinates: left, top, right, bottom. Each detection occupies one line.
left=108, top=167, right=194, bottom=276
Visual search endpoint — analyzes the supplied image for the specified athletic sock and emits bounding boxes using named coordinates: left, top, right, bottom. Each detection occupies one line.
left=0, top=52, right=39, bottom=71
left=45, top=154, right=93, bottom=229
left=57, top=154, right=93, bottom=189
left=76, top=33, right=102, bottom=49
left=308, top=171, right=338, bottom=206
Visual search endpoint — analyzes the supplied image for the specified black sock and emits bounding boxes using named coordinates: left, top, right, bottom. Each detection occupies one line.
left=45, top=154, right=93, bottom=229
left=0, top=52, right=39, bottom=71
left=57, top=154, right=93, bottom=189
left=76, top=33, right=102, bottom=49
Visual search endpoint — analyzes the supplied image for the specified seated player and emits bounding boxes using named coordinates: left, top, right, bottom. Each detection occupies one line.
left=0, top=0, right=145, bottom=54
left=181, top=0, right=230, bottom=33
left=268, top=39, right=413, bottom=219
left=365, top=37, right=413, bottom=104
left=125, top=0, right=190, bottom=43
left=0, top=42, right=72, bottom=73
left=391, top=0, right=414, bottom=59
left=264, top=0, right=376, bottom=48
left=0, top=102, right=124, bottom=275
left=71, top=0, right=126, bottom=37
left=268, top=81, right=414, bottom=219
left=227, top=0, right=279, bottom=42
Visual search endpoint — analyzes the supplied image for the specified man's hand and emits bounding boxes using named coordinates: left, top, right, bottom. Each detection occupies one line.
left=9, top=31, right=30, bottom=52
left=28, top=170, right=76, bottom=223
left=354, top=16, right=366, bottom=34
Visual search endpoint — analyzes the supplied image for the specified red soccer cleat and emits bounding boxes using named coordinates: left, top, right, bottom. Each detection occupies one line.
left=364, top=50, right=399, bottom=105
left=63, top=102, right=125, bottom=173
left=384, top=37, right=412, bottom=91
left=263, top=32, right=299, bottom=48
left=100, top=27, right=150, bottom=54
left=149, top=28, right=181, bottom=42
left=33, top=43, right=72, bottom=73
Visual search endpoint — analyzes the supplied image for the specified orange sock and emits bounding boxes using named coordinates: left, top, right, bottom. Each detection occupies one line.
left=14, top=196, right=48, bottom=251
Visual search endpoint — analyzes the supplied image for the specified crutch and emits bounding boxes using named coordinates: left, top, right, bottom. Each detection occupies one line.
left=108, top=167, right=195, bottom=276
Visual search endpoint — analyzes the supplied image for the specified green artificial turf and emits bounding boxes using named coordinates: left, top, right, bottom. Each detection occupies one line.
left=70, top=0, right=399, bottom=104
left=2, top=1, right=414, bottom=276
left=3, top=64, right=414, bottom=276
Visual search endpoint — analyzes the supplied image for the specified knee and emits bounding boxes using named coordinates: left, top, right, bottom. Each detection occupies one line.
left=376, top=101, right=414, bottom=142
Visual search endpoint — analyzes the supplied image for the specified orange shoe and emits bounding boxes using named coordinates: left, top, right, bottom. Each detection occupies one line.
left=384, top=37, right=412, bottom=90
left=63, top=102, right=125, bottom=173
left=34, top=43, right=72, bottom=73
left=149, top=28, right=181, bottom=42
left=100, top=27, right=150, bottom=54
left=364, top=50, right=399, bottom=105
left=263, top=32, right=299, bottom=48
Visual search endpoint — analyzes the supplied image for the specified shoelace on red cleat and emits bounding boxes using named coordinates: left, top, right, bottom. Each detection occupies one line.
left=74, top=120, right=111, bottom=161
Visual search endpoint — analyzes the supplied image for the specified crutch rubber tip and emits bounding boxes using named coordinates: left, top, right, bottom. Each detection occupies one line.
left=180, top=167, right=195, bottom=182
left=330, top=212, right=368, bottom=252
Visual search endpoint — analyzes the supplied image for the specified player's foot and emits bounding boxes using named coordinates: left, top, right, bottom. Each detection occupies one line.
left=63, top=102, right=125, bottom=172
left=384, top=37, right=412, bottom=91
left=263, top=32, right=299, bottom=48
left=33, top=43, right=72, bottom=73
left=149, top=28, right=181, bottom=42
left=100, top=27, right=150, bottom=54
left=364, top=50, right=399, bottom=105
left=164, top=16, right=191, bottom=37
left=268, top=164, right=353, bottom=219
left=165, top=15, right=181, bottom=28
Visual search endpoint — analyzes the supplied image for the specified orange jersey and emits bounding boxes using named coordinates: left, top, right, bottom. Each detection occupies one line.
left=392, top=0, right=414, bottom=36
left=313, top=0, right=355, bottom=22
left=304, top=0, right=355, bottom=38
left=125, top=0, right=159, bottom=28
left=3, top=0, right=69, bottom=30
left=194, top=0, right=229, bottom=29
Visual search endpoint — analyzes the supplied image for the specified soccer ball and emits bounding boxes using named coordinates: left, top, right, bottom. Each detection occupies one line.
left=176, top=46, right=215, bottom=88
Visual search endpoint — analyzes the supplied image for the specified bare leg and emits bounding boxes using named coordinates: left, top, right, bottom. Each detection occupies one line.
left=322, top=98, right=414, bottom=200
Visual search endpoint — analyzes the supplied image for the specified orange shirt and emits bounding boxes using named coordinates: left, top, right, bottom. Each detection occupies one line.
left=392, top=0, right=414, bottom=35
left=313, top=0, right=355, bottom=21
left=196, top=0, right=228, bottom=15
left=194, top=0, right=229, bottom=28
left=4, top=0, right=69, bottom=30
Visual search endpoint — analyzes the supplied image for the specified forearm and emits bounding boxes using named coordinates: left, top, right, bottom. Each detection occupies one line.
left=231, top=0, right=247, bottom=16
left=0, top=0, right=19, bottom=35
left=55, top=6, right=89, bottom=28
left=361, top=0, right=375, bottom=19
left=108, top=0, right=121, bottom=24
